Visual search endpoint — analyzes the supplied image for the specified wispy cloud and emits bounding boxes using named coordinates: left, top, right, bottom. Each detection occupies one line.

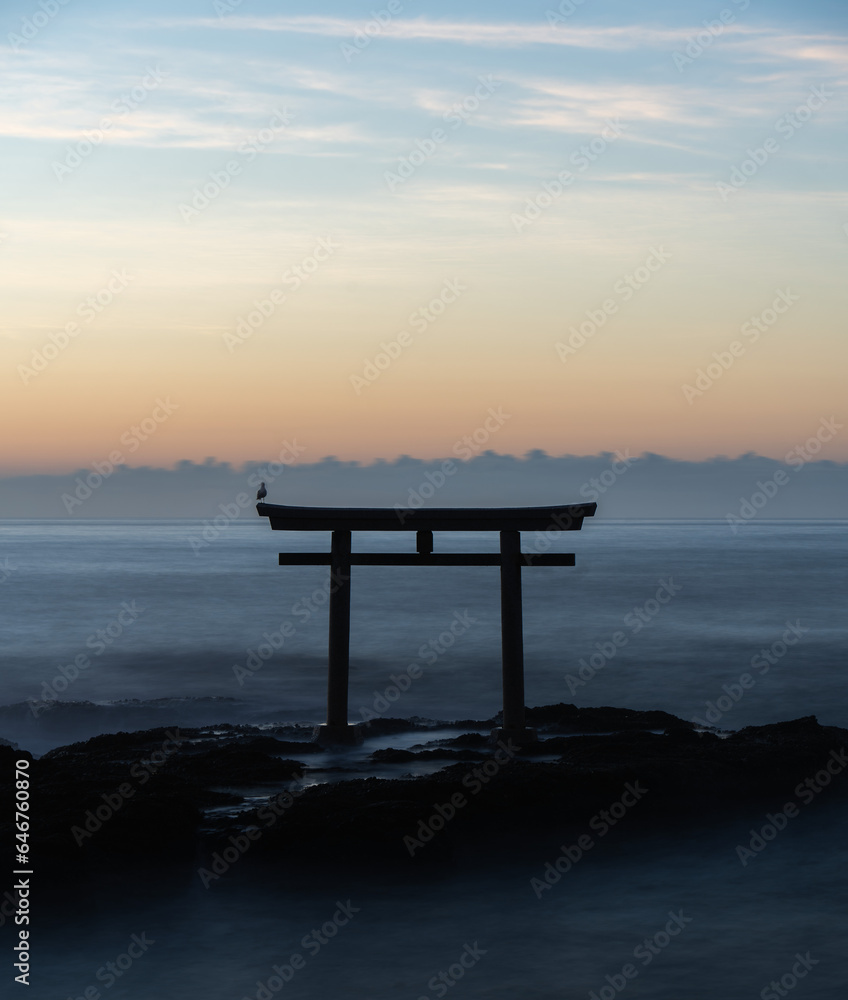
left=500, top=69, right=844, bottom=140
left=723, top=33, right=848, bottom=65
left=130, top=15, right=848, bottom=72
left=138, top=16, right=757, bottom=50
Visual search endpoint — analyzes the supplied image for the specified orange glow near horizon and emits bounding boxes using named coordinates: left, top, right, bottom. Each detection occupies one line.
left=5, top=320, right=846, bottom=474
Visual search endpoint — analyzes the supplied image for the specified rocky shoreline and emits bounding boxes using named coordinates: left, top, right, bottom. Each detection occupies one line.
left=3, top=704, right=846, bottom=869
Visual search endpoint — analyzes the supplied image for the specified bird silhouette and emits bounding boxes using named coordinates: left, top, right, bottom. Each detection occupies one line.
left=256, top=482, right=267, bottom=502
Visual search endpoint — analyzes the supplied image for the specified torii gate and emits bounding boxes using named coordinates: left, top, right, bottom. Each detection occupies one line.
left=257, top=499, right=596, bottom=744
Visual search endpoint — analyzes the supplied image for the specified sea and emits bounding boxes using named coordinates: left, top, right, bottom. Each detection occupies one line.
left=1, top=518, right=846, bottom=999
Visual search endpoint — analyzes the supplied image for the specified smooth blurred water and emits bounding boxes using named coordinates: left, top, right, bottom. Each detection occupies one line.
left=32, top=798, right=848, bottom=1000
left=1, top=519, right=846, bottom=747
left=4, top=519, right=847, bottom=1000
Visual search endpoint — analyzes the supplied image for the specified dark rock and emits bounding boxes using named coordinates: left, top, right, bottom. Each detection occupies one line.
left=164, top=745, right=305, bottom=784
left=524, top=703, right=695, bottom=733
left=370, top=748, right=416, bottom=762
left=370, top=747, right=490, bottom=763
left=271, top=741, right=325, bottom=754
left=427, top=732, right=490, bottom=749
left=9, top=708, right=847, bottom=868
left=358, top=717, right=428, bottom=735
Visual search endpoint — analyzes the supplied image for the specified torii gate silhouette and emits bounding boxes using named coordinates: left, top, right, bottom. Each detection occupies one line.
left=257, top=498, right=596, bottom=744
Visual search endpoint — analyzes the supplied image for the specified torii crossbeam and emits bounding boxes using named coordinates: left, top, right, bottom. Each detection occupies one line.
left=257, top=500, right=596, bottom=744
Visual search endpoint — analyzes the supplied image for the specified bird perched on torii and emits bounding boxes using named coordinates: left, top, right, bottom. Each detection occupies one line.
left=256, top=482, right=267, bottom=501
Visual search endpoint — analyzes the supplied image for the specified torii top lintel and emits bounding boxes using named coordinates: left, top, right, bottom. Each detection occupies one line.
left=256, top=501, right=596, bottom=532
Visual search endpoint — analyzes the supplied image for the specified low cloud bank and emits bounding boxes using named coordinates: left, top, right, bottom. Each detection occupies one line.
left=1, top=450, right=845, bottom=519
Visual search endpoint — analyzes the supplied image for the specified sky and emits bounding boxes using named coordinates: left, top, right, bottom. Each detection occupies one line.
left=2, top=0, right=847, bottom=477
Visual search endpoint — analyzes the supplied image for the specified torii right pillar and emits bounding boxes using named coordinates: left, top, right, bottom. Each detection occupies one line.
left=496, top=530, right=534, bottom=744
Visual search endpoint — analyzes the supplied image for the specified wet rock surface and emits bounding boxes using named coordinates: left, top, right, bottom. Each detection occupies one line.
left=3, top=707, right=846, bottom=866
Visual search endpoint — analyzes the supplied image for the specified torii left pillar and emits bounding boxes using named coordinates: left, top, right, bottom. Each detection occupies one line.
left=320, top=530, right=354, bottom=743
left=497, top=530, right=531, bottom=742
